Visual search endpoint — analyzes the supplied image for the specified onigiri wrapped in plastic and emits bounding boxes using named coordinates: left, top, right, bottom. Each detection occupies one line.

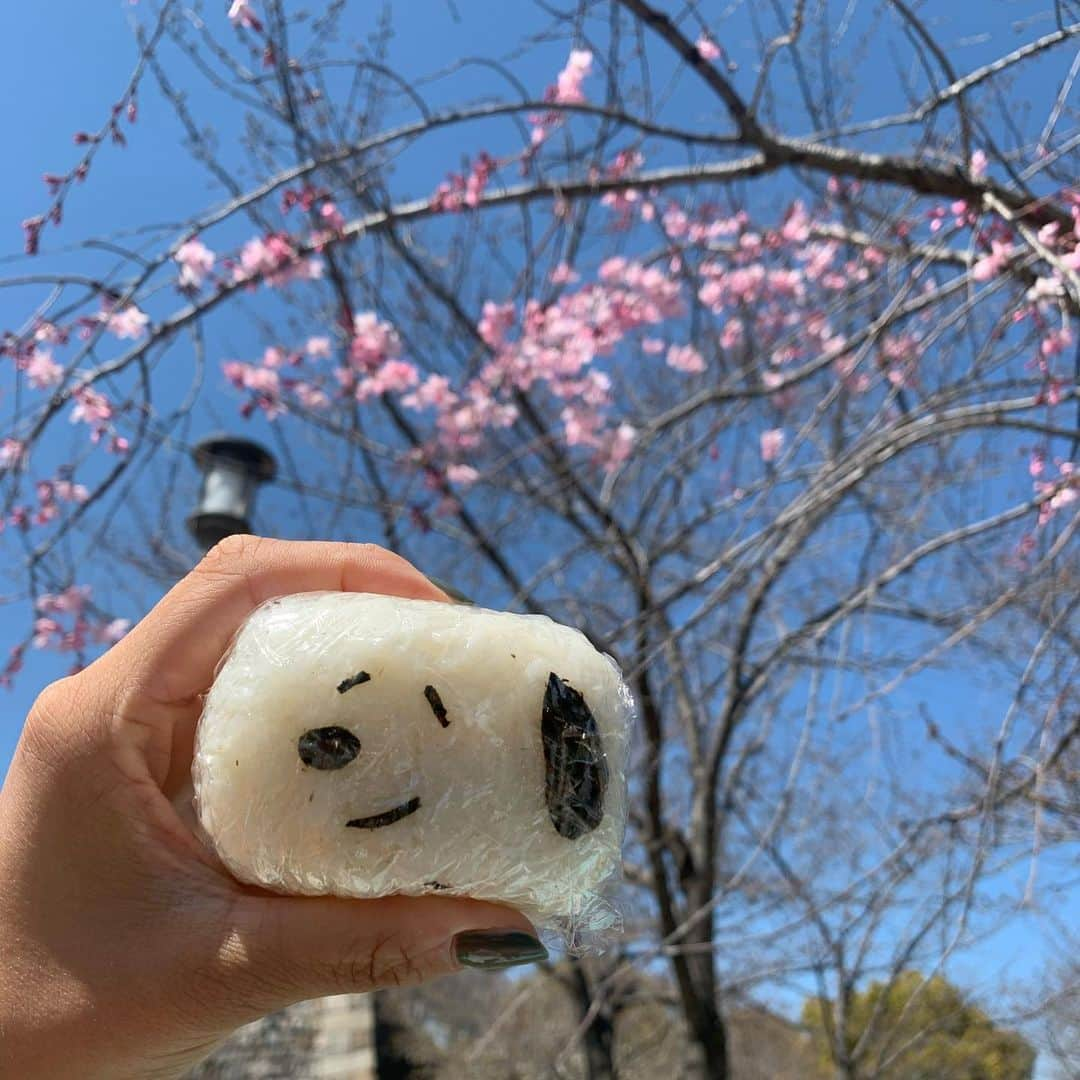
left=193, top=591, right=632, bottom=941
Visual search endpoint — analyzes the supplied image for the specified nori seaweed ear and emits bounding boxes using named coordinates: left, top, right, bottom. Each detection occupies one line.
left=541, top=673, right=609, bottom=839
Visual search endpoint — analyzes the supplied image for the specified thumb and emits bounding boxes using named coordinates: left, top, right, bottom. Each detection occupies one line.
left=215, top=892, right=546, bottom=1014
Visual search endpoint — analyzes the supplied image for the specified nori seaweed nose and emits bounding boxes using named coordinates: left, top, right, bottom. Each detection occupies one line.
left=541, top=672, right=609, bottom=839
left=298, top=725, right=361, bottom=770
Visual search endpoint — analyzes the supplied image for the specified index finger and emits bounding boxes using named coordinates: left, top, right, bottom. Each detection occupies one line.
left=106, top=535, right=448, bottom=710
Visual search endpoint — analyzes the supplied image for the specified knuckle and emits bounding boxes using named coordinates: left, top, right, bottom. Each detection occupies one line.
left=16, top=675, right=94, bottom=775
left=30, top=674, right=79, bottom=725
left=325, top=931, right=429, bottom=994
left=197, top=532, right=264, bottom=576
left=367, top=932, right=430, bottom=989
left=24, top=675, right=82, bottom=744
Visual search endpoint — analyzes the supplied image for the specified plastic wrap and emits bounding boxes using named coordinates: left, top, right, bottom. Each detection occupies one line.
left=193, top=591, right=632, bottom=948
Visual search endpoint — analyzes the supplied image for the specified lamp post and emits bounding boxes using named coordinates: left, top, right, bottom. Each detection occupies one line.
left=186, top=434, right=278, bottom=552
left=182, top=432, right=390, bottom=1080
left=183, top=431, right=468, bottom=1078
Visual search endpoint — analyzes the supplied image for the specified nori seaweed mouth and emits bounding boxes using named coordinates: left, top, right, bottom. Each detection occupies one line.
left=345, top=795, right=421, bottom=830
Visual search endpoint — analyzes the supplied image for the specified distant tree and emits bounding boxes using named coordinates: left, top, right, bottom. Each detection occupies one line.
left=802, top=971, right=1035, bottom=1080
left=1029, top=948, right=1080, bottom=1080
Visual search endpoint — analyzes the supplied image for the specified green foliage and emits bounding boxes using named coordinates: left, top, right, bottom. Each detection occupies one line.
left=801, top=971, right=1035, bottom=1080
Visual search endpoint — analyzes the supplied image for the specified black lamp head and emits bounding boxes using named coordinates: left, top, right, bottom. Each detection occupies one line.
left=187, top=434, right=277, bottom=551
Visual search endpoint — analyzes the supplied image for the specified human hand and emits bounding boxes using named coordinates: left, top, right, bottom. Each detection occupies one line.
left=0, top=537, right=544, bottom=1080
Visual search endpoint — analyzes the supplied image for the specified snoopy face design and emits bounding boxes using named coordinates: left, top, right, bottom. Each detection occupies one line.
left=193, top=592, right=631, bottom=917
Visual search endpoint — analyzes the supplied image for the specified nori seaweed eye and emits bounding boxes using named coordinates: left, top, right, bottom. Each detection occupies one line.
left=298, top=726, right=361, bottom=770
left=541, top=673, right=609, bottom=840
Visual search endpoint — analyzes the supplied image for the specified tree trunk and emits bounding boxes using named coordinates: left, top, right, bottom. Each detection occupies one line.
left=681, top=976, right=728, bottom=1079
left=582, top=1010, right=616, bottom=1080
left=566, top=961, right=618, bottom=1080
left=675, top=877, right=729, bottom=1080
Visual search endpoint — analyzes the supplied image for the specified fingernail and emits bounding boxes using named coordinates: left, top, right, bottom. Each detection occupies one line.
left=454, top=930, right=547, bottom=970
left=429, top=576, right=475, bottom=605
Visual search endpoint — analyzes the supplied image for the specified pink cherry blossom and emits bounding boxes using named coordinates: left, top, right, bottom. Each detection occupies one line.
left=228, top=0, right=261, bottom=30
left=70, top=388, right=113, bottom=434
left=662, top=206, right=689, bottom=238
left=53, top=479, right=89, bottom=503
left=971, top=240, right=1013, bottom=282
left=221, top=361, right=285, bottom=419
left=34, top=321, right=63, bottom=344
left=606, top=149, right=644, bottom=180
left=105, top=304, right=149, bottom=340
left=550, top=263, right=579, bottom=285
left=36, top=584, right=92, bottom=616
left=402, top=374, right=457, bottom=411
left=432, top=153, right=496, bottom=213
left=1028, top=278, right=1062, bottom=304
left=602, top=423, right=636, bottom=471
left=175, top=237, right=215, bottom=289
left=260, top=346, right=288, bottom=369
left=561, top=403, right=603, bottom=447
left=1036, top=222, right=1060, bottom=246
left=1, top=439, right=27, bottom=469
left=1040, top=326, right=1072, bottom=357
left=554, top=49, right=593, bottom=104
left=305, top=336, right=333, bottom=358
left=529, top=49, right=594, bottom=144
left=666, top=344, right=706, bottom=374
left=0, top=644, right=26, bottom=687
left=696, top=35, right=721, bottom=61
left=700, top=264, right=766, bottom=309
left=601, top=186, right=643, bottom=227
left=355, top=360, right=419, bottom=401
left=222, top=361, right=248, bottom=389
left=781, top=201, right=811, bottom=243
left=1035, top=462, right=1077, bottom=526
left=319, top=201, right=346, bottom=232
left=436, top=385, right=518, bottom=450
left=801, top=241, right=839, bottom=281
left=22, top=215, right=44, bottom=256
left=32, top=618, right=62, bottom=650
left=478, top=301, right=516, bottom=349
left=350, top=312, right=402, bottom=369
left=573, top=370, right=613, bottom=407
left=236, top=234, right=323, bottom=289
left=292, top=382, right=329, bottom=410
left=719, top=319, right=744, bottom=349
left=25, top=348, right=63, bottom=389
left=969, top=149, right=988, bottom=178
left=93, top=618, right=131, bottom=645
left=34, top=503, right=59, bottom=527
left=241, top=367, right=280, bottom=396
left=446, top=464, right=479, bottom=487
left=760, top=428, right=785, bottom=463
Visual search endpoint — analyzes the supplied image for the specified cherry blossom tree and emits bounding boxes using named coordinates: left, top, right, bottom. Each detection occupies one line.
left=3, top=2, right=1078, bottom=1077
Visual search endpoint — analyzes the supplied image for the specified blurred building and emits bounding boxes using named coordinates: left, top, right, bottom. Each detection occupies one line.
left=187, top=994, right=376, bottom=1079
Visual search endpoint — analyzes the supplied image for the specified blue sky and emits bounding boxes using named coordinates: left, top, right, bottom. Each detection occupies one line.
left=0, top=1, right=1076, bottom=1062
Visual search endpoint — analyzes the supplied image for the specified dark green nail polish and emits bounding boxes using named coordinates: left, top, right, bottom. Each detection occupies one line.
left=429, top=576, right=475, bottom=604
left=454, top=930, right=547, bottom=970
